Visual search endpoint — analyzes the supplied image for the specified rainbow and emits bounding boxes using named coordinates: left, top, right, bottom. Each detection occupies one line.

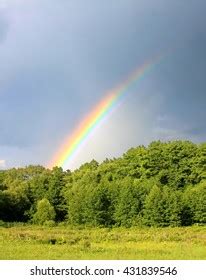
left=48, top=54, right=164, bottom=170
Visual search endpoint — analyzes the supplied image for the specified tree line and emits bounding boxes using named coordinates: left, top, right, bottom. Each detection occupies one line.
left=0, top=140, right=205, bottom=227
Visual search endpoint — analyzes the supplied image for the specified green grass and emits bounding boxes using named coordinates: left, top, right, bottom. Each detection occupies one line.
left=0, top=225, right=205, bottom=260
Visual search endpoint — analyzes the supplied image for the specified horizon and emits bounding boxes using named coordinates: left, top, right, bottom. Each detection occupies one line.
left=0, top=138, right=205, bottom=171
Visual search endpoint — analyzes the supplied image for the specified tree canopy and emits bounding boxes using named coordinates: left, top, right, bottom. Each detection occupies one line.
left=0, top=140, right=205, bottom=227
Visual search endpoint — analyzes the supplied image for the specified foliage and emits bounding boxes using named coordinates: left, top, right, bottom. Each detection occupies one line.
left=0, top=225, right=205, bottom=260
left=33, top=198, right=56, bottom=225
left=0, top=140, right=205, bottom=227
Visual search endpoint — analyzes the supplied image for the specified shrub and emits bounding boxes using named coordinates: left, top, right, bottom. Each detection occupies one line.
left=44, top=220, right=56, bottom=227
left=33, top=198, right=56, bottom=225
left=0, top=220, right=5, bottom=227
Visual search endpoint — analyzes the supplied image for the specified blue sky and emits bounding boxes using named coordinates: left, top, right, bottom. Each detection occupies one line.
left=0, top=0, right=206, bottom=170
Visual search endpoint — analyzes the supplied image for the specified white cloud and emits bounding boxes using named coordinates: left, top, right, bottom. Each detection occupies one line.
left=0, top=159, right=6, bottom=168
left=66, top=88, right=163, bottom=170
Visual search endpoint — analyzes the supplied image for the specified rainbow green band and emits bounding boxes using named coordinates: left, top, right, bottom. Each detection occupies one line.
left=48, top=54, right=164, bottom=170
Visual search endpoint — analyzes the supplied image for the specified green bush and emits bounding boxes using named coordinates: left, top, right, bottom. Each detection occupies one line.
left=44, top=220, right=56, bottom=227
left=0, top=220, right=6, bottom=227
left=33, top=198, right=56, bottom=225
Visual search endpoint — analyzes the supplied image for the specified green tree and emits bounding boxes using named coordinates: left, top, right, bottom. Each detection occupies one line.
left=47, top=167, right=67, bottom=221
left=114, top=178, right=149, bottom=227
left=85, top=183, right=113, bottom=226
left=0, top=140, right=204, bottom=226
left=33, top=198, right=56, bottom=225
left=162, top=188, right=182, bottom=226
left=143, top=185, right=165, bottom=227
left=184, top=181, right=206, bottom=224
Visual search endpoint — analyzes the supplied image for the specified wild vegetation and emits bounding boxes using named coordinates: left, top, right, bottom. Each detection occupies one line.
left=0, top=225, right=205, bottom=259
left=0, top=140, right=205, bottom=227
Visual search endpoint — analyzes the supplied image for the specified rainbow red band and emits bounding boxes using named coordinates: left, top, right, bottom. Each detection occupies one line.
left=48, top=54, right=164, bottom=170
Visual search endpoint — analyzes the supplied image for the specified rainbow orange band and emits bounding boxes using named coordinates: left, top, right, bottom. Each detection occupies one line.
left=48, top=54, right=164, bottom=170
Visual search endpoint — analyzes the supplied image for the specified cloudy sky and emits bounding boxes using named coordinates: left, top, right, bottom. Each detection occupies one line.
left=0, top=0, right=206, bottom=170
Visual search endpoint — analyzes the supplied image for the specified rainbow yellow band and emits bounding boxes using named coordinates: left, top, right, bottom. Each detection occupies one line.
left=48, top=54, right=164, bottom=170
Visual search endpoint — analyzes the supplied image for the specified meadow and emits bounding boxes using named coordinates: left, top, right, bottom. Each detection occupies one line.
left=0, top=224, right=205, bottom=260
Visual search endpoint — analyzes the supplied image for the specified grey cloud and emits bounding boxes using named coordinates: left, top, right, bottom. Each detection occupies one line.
left=0, top=0, right=206, bottom=168
left=0, top=13, right=9, bottom=42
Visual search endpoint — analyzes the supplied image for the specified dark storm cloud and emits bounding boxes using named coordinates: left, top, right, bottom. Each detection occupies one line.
left=0, top=0, right=206, bottom=168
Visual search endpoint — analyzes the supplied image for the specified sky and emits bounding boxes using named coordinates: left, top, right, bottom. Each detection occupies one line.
left=0, top=0, right=206, bottom=170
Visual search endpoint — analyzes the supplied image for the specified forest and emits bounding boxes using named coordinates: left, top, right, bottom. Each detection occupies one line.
left=0, top=140, right=205, bottom=227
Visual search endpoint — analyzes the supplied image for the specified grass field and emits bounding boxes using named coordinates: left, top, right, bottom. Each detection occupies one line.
left=0, top=225, right=205, bottom=260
